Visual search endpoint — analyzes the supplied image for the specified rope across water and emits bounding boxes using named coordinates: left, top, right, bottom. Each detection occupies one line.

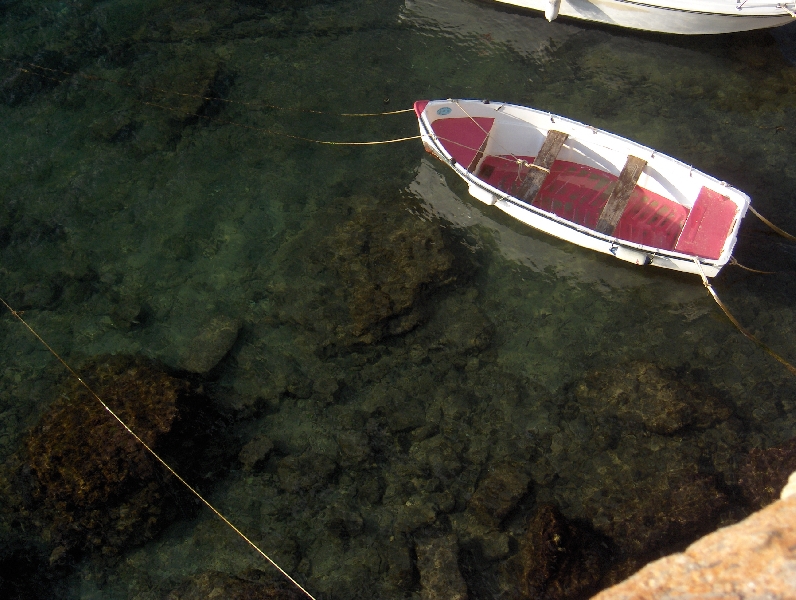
left=0, top=57, right=419, bottom=145
left=0, top=296, right=318, bottom=600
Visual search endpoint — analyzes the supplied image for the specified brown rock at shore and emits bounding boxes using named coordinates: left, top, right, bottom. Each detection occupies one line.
left=591, top=492, right=796, bottom=600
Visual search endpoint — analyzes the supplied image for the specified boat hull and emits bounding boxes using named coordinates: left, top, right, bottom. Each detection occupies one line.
left=492, top=0, right=795, bottom=34
left=416, top=99, right=750, bottom=277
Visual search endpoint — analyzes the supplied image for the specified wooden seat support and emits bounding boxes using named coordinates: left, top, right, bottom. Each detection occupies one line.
left=467, top=133, right=491, bottom=173
left=517, top=130, right=568, bottom=203
left=595, top=155, right=647, bottom=236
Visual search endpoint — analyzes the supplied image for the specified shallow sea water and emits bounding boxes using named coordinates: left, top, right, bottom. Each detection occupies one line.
left=2, top=0, right=796, bottom=598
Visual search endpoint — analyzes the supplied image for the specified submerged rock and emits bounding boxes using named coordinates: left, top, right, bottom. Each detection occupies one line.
left=259, top=194, right=469, bottom=356
left=468, top=461, right=531, bottom=526
left=165, top=569, right=304, bottom=599
left=591, top=468, right=728, bottom=560
left=565, top=362, right=732, bottom=561
left=327, top=197, right=456, bottom=344
left=575, top=361, right=731, bottom=435
left=176, top=314, right=242, bottom=374
left=592, top=482, right=796, bottom=600
left=277, top=450, right=338, bottom=493
left=239, top=434, right=274, bottom=471
left=738, top=436, right=796, bottom=511
left=511, top=504, right=608, bottom=600
left=416, top=535, right=468, bottom=600
left=4, top=355, right=225, bottom=560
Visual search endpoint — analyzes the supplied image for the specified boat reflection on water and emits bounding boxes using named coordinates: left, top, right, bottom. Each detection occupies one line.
left=400, top=0, right=581, bottom=63
left=407, top=157, right=709, bottom=309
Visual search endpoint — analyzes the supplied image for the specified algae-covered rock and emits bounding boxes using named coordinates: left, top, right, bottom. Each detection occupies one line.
left=165, top=569, right=304, bottom=599
left=467, top=461, right=531, bottom=526
left=176, top=314, right=241, bottom=374
left=261, top=194, right=465, bottom=353
left=277, top=450, right=338, bottom=493
left=592, top=469, right=728, bottom=559
left=575, top=361, right=731, bottom=435
left=738, top=436, right=796, bottom=510
left=416, top=534, right=468, bottom=600
left=327, top=197, right=456, bottom=344
left=6, top=355, right=226, bottom=559
left=239, top=434, right=274, bottom=471
left=513, top=504, right=607, bottom=600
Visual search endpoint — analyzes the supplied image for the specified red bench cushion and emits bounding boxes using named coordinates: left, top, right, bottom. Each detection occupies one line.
left=432, top=117, right=495, bottom=169
left=674, top=187, right=738, bottom=260
left=477, top=156, right=688, bottom=251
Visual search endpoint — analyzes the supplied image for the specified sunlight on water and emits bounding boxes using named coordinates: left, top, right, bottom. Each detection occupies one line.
left=1, top=1, right=796, bottom=598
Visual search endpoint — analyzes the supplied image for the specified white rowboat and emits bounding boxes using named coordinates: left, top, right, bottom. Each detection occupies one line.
left=495, top=0, right=795, bottom=35
left=415, top=99, right=751, bottom=277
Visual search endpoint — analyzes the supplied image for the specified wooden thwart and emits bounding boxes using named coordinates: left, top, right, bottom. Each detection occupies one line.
left=595, top=155, right=647, bottom=235
left=517, top=130, right=568, bottom=203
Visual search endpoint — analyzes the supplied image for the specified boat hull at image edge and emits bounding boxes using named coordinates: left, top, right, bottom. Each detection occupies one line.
left=492, top=0, right=795, bottom=34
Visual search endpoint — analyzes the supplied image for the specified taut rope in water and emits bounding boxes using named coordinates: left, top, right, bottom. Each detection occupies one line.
left=748, top=205, right=796, bottom=242
left=0, top=296, right=317, bottom=600
left=0, top=57, right=418, bottom=145
left=693, top=260, right=796, bottom=378
left=729, top=256, right=776, bottom=275
left=142, top=98, right=420, bottom=145
left=0, top=57, right=414, bottom=117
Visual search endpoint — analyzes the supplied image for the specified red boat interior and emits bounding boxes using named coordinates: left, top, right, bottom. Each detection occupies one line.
left=429, top=115, right=737, bottom=260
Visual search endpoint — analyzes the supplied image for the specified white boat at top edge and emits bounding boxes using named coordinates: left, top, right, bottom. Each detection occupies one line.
left=414, top=99, right=750, bottom=277
left=495, top=0, right=795, bottom=34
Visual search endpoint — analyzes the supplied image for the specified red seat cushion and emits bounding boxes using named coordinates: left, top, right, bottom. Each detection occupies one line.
left=477, top=156, right=687, bottom=250
left=614, top=190, right=689, bottom=251
left=674, top=187, right=738, bottom=260
left=431, top=117, right=495, bottom=169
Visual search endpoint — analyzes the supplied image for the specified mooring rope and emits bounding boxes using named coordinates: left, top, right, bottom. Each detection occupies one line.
left=138, top=98, right=420, bottom=145
left=1, top=58, right=418, bottom=145
left=693, top=260, right=796, bottom=377
left=729, top=256, right=776, bottom=275
left=748, top=205, right=796, bottom=242
left=0, top=296, right=317, bottom=600
left=0, top=57, right=413, bottom=117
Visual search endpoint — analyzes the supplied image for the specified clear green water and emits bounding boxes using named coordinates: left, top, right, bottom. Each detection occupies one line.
left=2, top=0, right=796, bottom=598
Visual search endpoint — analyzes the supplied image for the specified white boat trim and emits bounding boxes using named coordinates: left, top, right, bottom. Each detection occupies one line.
left=491, top=0, right=796, bottom=34
left=416, top=99, right=751, bottom=277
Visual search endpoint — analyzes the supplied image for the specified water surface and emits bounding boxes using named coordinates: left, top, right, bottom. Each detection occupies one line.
left=2, top=0, right=796, bottom=598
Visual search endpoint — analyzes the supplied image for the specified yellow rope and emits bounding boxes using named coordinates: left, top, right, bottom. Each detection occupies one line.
left=749, top=205, right=796, bottom=242
left=693, top=260, right=796, bottom=377
left=0, top=296, right=317, bottom=600
left=5, top=63, right=418, bottom=145
left=729, top=256, right=776, bottom=275
left=0, top=57, right=412, bottom=117
left=142, top=100, right=419, bottom=145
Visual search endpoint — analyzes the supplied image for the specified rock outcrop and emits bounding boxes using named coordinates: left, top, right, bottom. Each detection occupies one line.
left=1, top=355, right=228, bottom=561
left=592, top=473, right=796, bottom=600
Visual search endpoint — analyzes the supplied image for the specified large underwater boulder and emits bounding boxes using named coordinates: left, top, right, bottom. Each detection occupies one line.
left=2, top=355, right=228, bottom=562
